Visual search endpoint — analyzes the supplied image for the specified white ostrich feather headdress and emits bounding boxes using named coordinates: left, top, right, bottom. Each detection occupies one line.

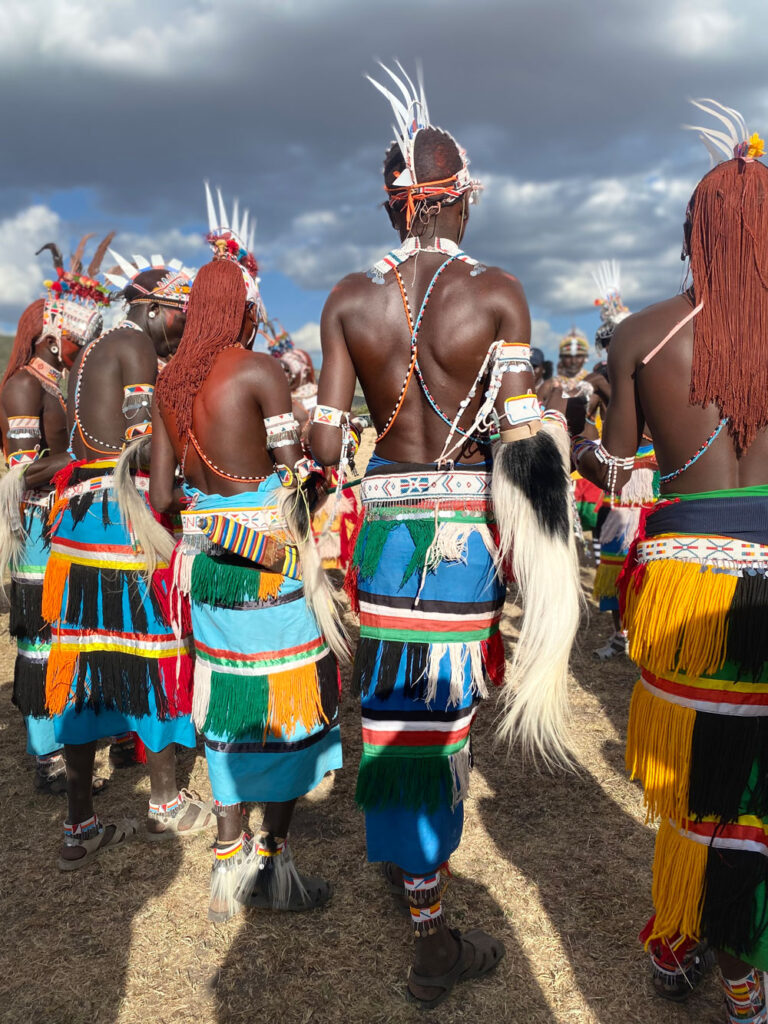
left=104, top=252, right=195, bottom=308
left=203, top=183, right=264, bottom=317
left=684, top=98, right=765, bottom=166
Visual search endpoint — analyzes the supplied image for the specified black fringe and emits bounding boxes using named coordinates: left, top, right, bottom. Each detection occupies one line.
left=374, top=641, right=406, bottom=698
left=65, top=563, right=100, bottom=628
left=73, top=650, right=169, bottom=720
left=101, top=489, right=111, bottom=527
left=352, top=637, right=380, bottom=697
left=69, top=492, right=95, bottom=526
left=62, top=565, right=160, bottom=635
left=404, top=643, right=430, bottom=701
left=125, top=573, right=148, bottom=634
left=494, top=432, right=570, bottom=541
left=702, top=846, right=768, bottom=956
left=9, top=580, right=48, bottom=640
left=12, top=655, right=48, bottom=717
left=727, top=573, right=768, bottom=682
left=100, top=569, right=127, bottom=632
left=689, top=715, right=768, bottom=822
left=317, top=652, right=340, bottom=723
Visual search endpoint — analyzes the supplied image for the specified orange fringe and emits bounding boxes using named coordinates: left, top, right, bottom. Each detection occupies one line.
left=648, top=819, right=708, bottom=945
left=625, top=680, right=695, bottom=823
left=45, top=647, right=79, bottom=715
left=258, top=571, right=283, bottom=603
left=624, top=559, right=736, bottom=679
left=42, top=554, right=70, bottom=625
left=267, top=661, right=327, bottom=738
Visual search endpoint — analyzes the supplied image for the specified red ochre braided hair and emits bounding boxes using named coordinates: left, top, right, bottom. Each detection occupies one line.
left=688, top=157, right=768, bottom=454
left=0, top=299, right=45, bottom=393
left=155, top=257, right=246, bottom=436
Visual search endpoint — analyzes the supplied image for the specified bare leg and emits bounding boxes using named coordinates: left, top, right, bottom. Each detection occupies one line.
left=718, top=950, right=754, bottom=979
left=259, top=798, right=297, bottom=837
left=217, top=804, right=245, bottom=844
left=60, top=742, right=97, bottom=863
left=146, top=744, right=178, bottom=804
left=611, top=608, right=621, bottom=633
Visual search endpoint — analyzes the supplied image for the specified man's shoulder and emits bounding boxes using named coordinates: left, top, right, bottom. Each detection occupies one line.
left=613, top=295, right=691, bottom=347
left=1, top=367, right=41, bottom=401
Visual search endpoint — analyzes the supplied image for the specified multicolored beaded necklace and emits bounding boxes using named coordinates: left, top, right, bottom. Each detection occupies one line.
left=659, top=417, right=728, bottom=484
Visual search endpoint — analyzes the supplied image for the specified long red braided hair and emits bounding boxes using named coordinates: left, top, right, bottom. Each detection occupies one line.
left=0, top=299, right=45, bottom=393
left=155, top=258, right=247, bottom=436
left=688, top=157, right=768, bottom=454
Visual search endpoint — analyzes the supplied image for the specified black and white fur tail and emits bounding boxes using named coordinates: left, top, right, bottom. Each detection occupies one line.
left=114, top=437, right=174, bottom=578
left=492, top=422, right=582, bottom=768
left=0, top=464, right=28, bottom=582
left=278, top=485, right=351, bottom=665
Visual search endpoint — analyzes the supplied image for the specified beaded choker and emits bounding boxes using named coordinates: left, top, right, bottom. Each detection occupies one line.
left=367, top=237, right=485, bottom=284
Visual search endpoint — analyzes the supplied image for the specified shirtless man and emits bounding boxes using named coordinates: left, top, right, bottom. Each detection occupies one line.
left=311, top=64, right=580, bottom=1009
left=564, top=102, right=768, bottom=1019
left=44, top=254, right=213, bottom=868
left=152, top=220, right=344, bottom=920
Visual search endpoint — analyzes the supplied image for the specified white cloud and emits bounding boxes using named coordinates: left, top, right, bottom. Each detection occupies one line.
left=0, top=204, right=61, bottom=309
left=530, top=319, right=561, bottom=361
left=291, top=321, right=320, bottom=352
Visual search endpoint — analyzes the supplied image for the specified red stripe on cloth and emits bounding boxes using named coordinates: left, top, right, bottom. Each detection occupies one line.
left=52, top=537, right=136, bottom=554
left=362, top=724, right=472, bottom=747
left=195, top=636, right=323, bottom=662
left=359, top=610, right=501, bottom=633
left=682, top=818, right=768, bottom=847
left=643, top=669, right=768, bottom=707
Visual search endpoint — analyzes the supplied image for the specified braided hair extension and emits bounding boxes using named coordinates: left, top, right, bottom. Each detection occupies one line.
left=0, top=299, right=45, bottom=393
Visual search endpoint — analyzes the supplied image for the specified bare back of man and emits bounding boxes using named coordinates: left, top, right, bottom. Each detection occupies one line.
left=605, top=292, right=768, bottom=493
left=317, top=247, right=530, bottom=464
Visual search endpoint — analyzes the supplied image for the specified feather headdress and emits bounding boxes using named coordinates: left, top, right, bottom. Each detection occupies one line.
left=366, top=60, right=482, bottom=227
left=592, top=260, right=630, bottom=349
left=37, top=234, right=114, bottom=347
left=684, top=98, right=765, bottom=166
left=104, top=251, right=195, bottom=309
left=203, top=182, right=264, bottom=317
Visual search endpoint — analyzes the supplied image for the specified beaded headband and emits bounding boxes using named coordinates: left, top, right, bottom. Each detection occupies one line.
left=104, top=251, right=195, bottom=309
left=559, top=326, right=589, bottom=357
left=37, top=235, right=113, bottom=347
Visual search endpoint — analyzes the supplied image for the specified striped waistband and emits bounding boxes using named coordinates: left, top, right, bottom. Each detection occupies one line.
left=180, top=504, right=285, bottom=536
left=60, top=475, right=150, bottom=501
left=640, top=668, right=768, bottom=716
left=636, top=533, right=768, bottom=570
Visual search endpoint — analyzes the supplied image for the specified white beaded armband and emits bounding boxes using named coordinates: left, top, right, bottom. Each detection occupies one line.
left=594, top=443, right=635, bottom=504
left=312, top=404, right=348, bottom=427
left=6, top=416, right=41, bottom=441
left=503, top=393, right=541, bottom=428
left=496, top=341, right=533, bottom=374
left=264, top=413, right=300, bottom=451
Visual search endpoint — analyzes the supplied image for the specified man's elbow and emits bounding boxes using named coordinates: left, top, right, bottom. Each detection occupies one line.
left=149, top=484, right=173, bottom=515
left=309, top=428, right=342, bottom=468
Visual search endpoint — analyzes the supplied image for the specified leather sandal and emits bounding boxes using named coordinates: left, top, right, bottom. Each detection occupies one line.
left=57, top=819, right=138, bottom=872
left=405, top=928, right=505, bottom=1011
left=146, top=789, right=215, bottom=842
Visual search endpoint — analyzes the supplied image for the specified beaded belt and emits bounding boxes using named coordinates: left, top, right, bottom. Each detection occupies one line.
left=180, top=505, right=286, bottom=536
left=636, top=534, right=768, bottom=570
left=361, top=469, right=492, bottom=507
left=21, top=488, right=53, bottom=509
left=61, top=475, right=150, bottom=501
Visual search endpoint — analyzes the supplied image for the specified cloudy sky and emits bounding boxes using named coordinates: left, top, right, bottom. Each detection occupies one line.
left=1, top=0, right=766, bottom=360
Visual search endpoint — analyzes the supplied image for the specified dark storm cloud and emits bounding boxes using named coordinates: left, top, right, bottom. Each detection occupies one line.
left=0, top=0, right=766, bottom=327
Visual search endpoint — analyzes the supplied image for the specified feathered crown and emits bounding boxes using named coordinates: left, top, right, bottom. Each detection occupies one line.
left=37, top=233, right=114, bottom=347
left=366, top=60, right=482, bottom=228
left=203, top=182, right=264, bottom=316
left=685, top=98, right=765, bottom=166
left=559, top=326, right=589, bottom=358
left=592, top=260, right=630, bottom=349
left=104, top=251, right=195, bottom=308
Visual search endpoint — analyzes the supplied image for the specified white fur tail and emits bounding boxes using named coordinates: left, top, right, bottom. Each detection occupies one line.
left=114, top=438, right=174, bottom=578
left=492, top=422, right=582, bottom=768
left=0, top=465, right=29, bottom=577
left=278, top=486, right=351, bottom=665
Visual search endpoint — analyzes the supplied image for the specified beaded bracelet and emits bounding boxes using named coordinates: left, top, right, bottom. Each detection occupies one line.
left=593, top=442, right=635, bottom=503
left=542, top=409, right=568, bottom=433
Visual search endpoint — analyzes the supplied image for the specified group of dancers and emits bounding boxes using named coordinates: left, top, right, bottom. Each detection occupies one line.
left=1, top=66, right=768, bottom=1020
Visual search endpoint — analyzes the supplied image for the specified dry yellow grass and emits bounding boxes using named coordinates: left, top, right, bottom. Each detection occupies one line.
left=0, top=434, right=725, bottom=1023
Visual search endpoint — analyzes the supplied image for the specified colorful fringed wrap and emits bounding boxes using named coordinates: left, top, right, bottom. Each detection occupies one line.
left=347, top=455, right=505, bottom=874
left=311, top=470, right=361, bottom=571
left=10, top=493, right=59, bottom=755
left=593, top=443, right=658, bottom=611
left=573, top=474, right=603, bottom=532
left=42, top=459, right=195, bottom=751
left=173, top=481, right=342, bottom=806
left=620, top=486, right=768, bottom=968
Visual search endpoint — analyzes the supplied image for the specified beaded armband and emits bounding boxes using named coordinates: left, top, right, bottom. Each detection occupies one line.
left=295, top=455, right=323, bottom=483
left=7, top=447, right=40, bottom=469
left=122, top=384, right=154, bottom=419
left=542, top=409, right=568, bottom=432
left=499, top=393, right=542, bottom=441
left=496, top=341, right=533, bottom=374
left=593, top=441, right=635, bottom=504
left=312, top=404, right=347, bottom=428
left=6, top=416, right=41, bottom=441
left=125, top=421, right=152, bottom=443
left=264, top=413, right=301, bottom=451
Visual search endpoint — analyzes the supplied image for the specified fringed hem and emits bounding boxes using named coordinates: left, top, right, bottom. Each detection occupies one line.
left=592, top=561, right=623, bottom=602
left=45, top=647, right=193, bottom=720
left=649, top=820, right=707, bottom=945
left=189, top=550, right=285, bottom=608
left=209, top=834, right=251, bottom=921
left=12, top=654, right=48, bottom=717
left=192, top=651, right=338, bottom=741
left=352, top=635, right=500, bottom=704
left=625, top=680, right=694, bottom=823
left=355, top=750, right=459, bottom=813
left=624, top=559, right=736, bottom=680
left=9, top=579, right=48, bottom=641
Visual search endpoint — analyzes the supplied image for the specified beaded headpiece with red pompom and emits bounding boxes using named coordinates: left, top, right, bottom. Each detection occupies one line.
left=37, top=233, right=114, bottom=347
left=203, top=183, right=264, bottom=319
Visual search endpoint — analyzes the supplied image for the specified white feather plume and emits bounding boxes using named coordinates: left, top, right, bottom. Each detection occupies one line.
left=366, top=60, right=432, bottom=180
left=684, top=98, right=751, bottom=166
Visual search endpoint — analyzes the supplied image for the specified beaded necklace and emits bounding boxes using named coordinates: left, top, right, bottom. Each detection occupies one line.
left=659, top=417, right=728, bottom=484
left=390, top=258, right=487, bottom=447
left=367, top=236, right=485, bottom=284
left=71, top=322, right=145, bottom=455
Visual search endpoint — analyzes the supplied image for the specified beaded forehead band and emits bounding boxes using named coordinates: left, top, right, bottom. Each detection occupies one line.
left=366, top=60, right=482, bottom=229
left=559, top=327, right=589, bottom=357
left=105, top=250, right=195, bottom=309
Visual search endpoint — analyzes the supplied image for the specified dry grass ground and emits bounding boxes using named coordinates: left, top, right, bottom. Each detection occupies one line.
left=0, top=433, right=726, bottom=1024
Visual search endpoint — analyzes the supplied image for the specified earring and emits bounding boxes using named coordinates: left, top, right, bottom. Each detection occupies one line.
left=680, top=246, right=687, bottom=261
left=148, top=310, right=157, bottom=319
left=50, top=344, right=59, bottom=355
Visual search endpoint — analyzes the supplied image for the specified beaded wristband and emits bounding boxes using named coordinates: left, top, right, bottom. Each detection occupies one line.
left=542, top=409, right=568, bottom=432
left=312, top=405, right=347, bottom=427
